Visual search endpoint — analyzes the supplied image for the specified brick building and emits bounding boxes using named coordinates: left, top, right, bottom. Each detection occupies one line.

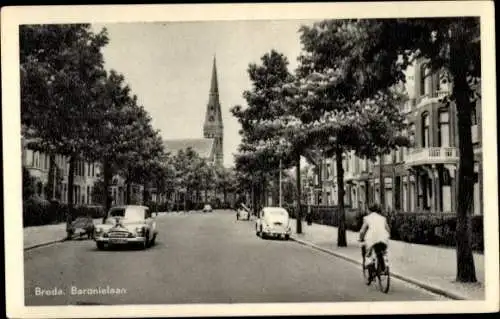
left=310, top=60, right=482, bottom=215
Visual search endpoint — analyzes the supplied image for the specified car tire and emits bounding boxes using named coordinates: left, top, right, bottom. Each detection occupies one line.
left=96, top=242, right=105, bottom=250
left=142, top=233, right=149, bottom=250
left=284, top=234, right=290, bottom=241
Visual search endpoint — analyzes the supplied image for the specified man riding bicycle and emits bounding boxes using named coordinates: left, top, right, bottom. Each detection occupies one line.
left=358, top=204, right=390, bottom=268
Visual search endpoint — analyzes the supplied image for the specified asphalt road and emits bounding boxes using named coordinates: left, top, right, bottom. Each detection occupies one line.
left=24, top=210, right=445, bottom=305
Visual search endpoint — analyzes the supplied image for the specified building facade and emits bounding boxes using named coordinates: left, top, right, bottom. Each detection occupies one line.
left=311, top=60, right=483, bottom=215
left=22, top=141, right=101, bottom=205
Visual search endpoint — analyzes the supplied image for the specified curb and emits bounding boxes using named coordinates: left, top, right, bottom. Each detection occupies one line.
left=290, top=235, right=468, bottom=300
left=24, top=238, right=67, bottom=251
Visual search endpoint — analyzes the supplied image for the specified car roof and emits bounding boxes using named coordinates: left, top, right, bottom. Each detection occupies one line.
left=262, top=207, right=288, bottom=213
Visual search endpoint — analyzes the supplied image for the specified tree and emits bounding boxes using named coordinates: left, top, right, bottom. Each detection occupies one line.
left=315, top=18, right=480, bottom=282
left=231, top=50, right=300, bottom=220
left=278, top=20, right=409, bottom=247
left=22, top=167, right=37, bottom=199
left=20, top=24, right=109, bottom=234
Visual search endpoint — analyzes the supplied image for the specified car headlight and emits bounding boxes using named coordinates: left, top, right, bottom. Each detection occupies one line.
left=95, top=227, right=103, bottom=234
left=135, top=227, right=145, bottom=236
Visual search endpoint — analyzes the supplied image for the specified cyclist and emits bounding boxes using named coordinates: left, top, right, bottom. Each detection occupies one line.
left=359, top=204, right=390, bottom=269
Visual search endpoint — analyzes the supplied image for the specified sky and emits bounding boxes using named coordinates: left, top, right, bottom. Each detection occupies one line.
left=91, top=20, right=319, bottom=167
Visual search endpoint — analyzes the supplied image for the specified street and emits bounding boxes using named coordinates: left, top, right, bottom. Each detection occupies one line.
left=24, top=210, right=445, bottom=305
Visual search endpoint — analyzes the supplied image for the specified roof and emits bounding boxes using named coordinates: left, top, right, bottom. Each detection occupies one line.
left=263, top=207, right=289, bottom=214
left=163, top=138, right=215, bottom=159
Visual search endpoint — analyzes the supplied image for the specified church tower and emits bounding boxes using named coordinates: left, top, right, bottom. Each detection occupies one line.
left=203, top=55, right=224, bottom=166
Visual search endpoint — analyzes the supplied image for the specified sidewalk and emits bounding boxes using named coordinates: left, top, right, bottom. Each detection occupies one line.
left=24, top=218, right=102, bottom=250
left=289, top=218, right=485, bottom=300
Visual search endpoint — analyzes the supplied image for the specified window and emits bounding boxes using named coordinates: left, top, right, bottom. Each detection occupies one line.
left=422, top=113, right=430, bottom=147
left=87, top=163, right=91, bottom=176
left=92, top=164, right=95, bottom=177
left=26, top=150, right=33, bottom=166
left=438, top=109, right=450, bottom=147
left=420, top=64, right=427, bottom=96
left=326, top=163, right=331, bottom=179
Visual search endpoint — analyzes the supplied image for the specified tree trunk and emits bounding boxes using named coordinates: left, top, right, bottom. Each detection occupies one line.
left=142, top=184, right=149, bottom=205
left=453, top=59, right=477, bottom=283
left=103, top=159, right=112, bottom=219
left=126, top=180, right=131, bottom=205
left=66, top=155, right=76, bottom=238
left=336, top=147, right=347, bottom=247
left=296, top=153, right=302, bottom=234
left=47, top=154, right=57, bottom=200
left=379, top=153, right=385, bottom=210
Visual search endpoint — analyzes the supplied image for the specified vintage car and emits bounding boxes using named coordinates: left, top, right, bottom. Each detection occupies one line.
left=94, top=205, right=158, bottom=250
left=203, top=204, right=213, bottom=213
left=236, top=204, right=251, bottom=221
left=68, top=216, right=95, bottom=239
left=255, top=207, right=291, bottom=240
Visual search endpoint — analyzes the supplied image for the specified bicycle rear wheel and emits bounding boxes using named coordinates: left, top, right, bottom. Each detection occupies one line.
left=376, top=254, right=390, bottom=293
left=361, top=247, right=371, bottom=285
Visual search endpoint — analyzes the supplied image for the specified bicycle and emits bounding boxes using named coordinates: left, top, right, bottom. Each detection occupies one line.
left=360, top=241, right=390, bottom=293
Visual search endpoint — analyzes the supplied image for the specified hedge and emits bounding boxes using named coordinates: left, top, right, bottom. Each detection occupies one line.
left=155, top=201, right=234, bottom=212
left=284, top=204, right=483, bottom=252
left=23, top=198, right=105, bottom=227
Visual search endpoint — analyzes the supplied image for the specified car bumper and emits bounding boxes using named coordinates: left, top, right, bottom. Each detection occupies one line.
left=263, top=228, right=291, bottom=237
left=95, top=236, right=146, bottom=245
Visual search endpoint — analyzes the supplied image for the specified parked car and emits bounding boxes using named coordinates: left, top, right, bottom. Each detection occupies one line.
left=203, top=204, right=213, bottom=213
left=68, top=216, right=95, bottom=239
left=255, top=207, right=291, bottom=240
left=236, top=208, right=250, bottom=221
left=94, top=205, right=158, bottom=250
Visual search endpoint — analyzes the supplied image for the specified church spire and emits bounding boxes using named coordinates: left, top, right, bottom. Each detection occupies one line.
left=210, top=55, right=218, bottom=95
left=203, top=55, right=224, bottom=166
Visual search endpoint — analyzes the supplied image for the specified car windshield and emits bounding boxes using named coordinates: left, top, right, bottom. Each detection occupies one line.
left=266, top=209, right=288, bottom=218
left=108, top=207, right=144, bottom=221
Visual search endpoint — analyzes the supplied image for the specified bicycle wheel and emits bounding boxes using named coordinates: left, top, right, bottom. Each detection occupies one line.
left=362, top=251, right=371, bottom=285
left=376, top=254, right=390, bottom=293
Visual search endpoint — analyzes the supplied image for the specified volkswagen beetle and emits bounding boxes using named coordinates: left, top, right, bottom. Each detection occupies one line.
left=94, top=205, right=158, bottom=250
left=255, top=207, right=291, bottom=240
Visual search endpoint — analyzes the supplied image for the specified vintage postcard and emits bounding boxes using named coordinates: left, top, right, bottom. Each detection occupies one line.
left=2, top=2, right=498, bottom=318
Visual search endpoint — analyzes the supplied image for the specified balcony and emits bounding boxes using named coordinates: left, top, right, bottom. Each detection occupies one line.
left=405, top=147, right=458, bottom=167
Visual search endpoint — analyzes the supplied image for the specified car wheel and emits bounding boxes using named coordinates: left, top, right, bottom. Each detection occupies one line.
left=260, top=226, right=266, bottom=239
left=284, top=234, right=290, bottom=241
left=96, top=242, right=105, bottom=250
left=142, top=233, right=149, bottom=249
